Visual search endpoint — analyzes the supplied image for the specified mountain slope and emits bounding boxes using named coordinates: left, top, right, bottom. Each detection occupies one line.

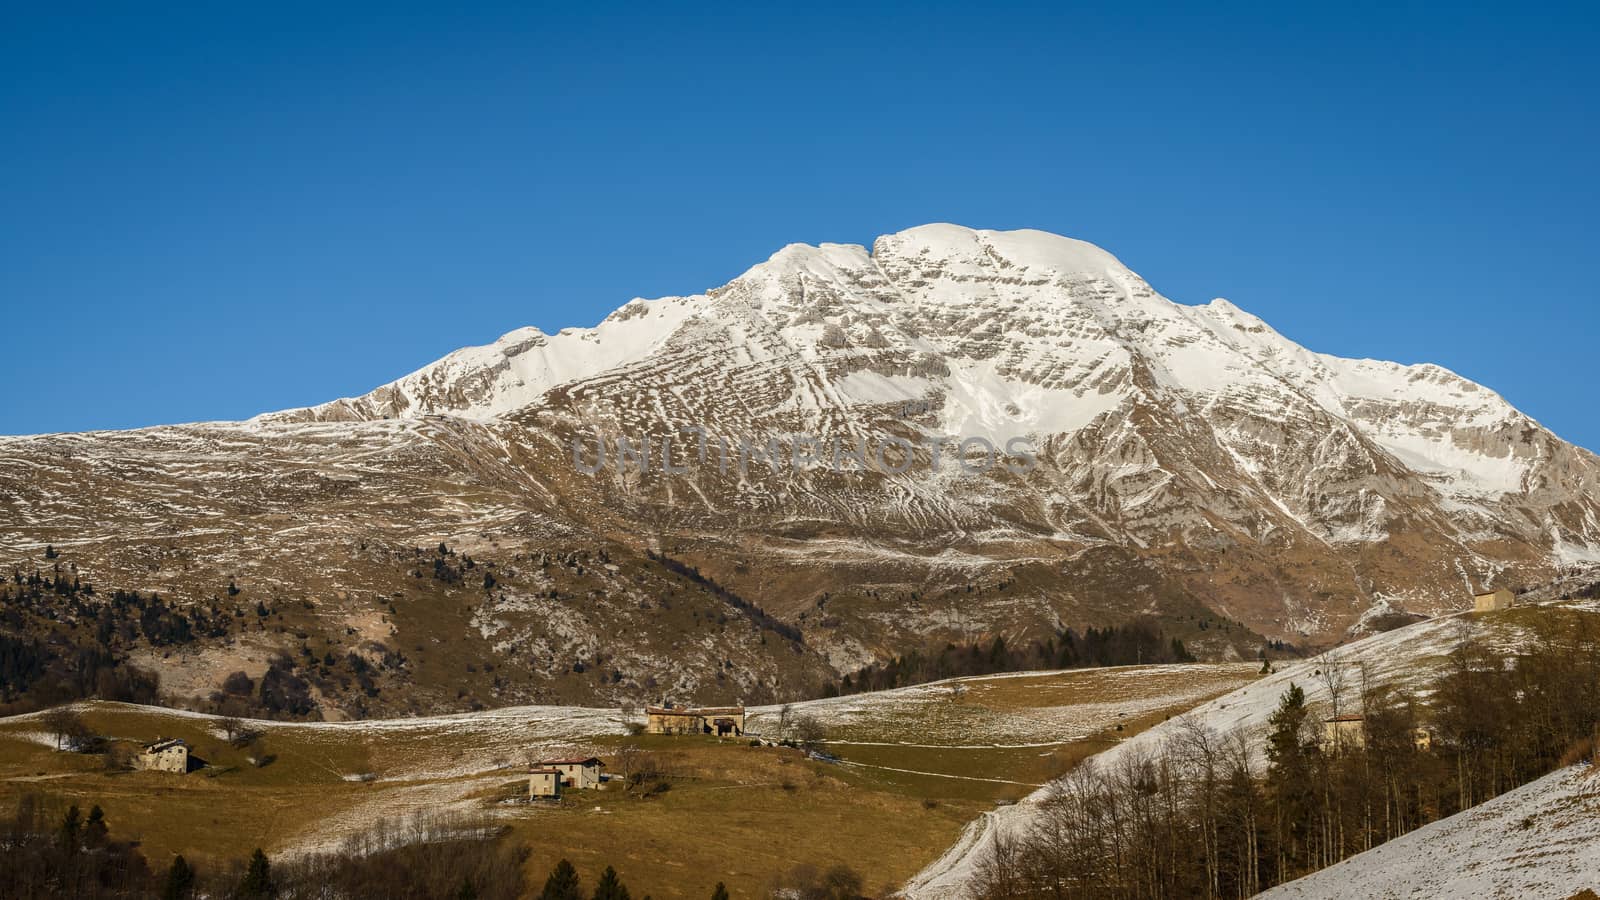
left=264, top=224, right=1600, bottom=628
left=1261, top=763, right=1600, bottom=899
left=903, top=592, right=1600, bottom=899
left=3, top=225, right=1598, bottom=717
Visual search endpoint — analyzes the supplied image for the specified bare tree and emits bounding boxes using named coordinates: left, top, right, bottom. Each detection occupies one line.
left=1175, top=715, right=1226, bottom=898
left=41, top=707, right=100, bottom=752
left=1317, top=652, right=1349, bottom=719
left=218, top=716, right=247, bottom=744
left=41, top=707, right=82, bottom=751
left=974, top=831, right=1027, bottom=899
left=790, top=714, right=827, bottom=753
left=614, top=740, right=642, bottom=788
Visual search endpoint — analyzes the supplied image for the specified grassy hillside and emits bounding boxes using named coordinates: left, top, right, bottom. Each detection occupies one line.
left=0, top=662, right=1257, bottom=897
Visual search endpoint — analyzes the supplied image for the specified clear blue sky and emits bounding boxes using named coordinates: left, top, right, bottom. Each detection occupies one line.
left=3, top=3, right=1596, bottom=448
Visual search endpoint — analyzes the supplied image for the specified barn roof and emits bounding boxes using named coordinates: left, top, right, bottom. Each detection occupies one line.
left=646, top=706, right=745, bottom=716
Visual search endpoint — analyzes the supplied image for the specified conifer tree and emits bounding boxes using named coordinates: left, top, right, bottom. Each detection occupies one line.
left=84, top=804, right=108, bottom=847
left=593, top=865, right=631, bottom=900
left=1266, top=682, right=1315, bottom=876
left=540, top=858, right=582, bottom=900
left=239, top=847, right=275, bottom=897
left=58, top=804, right=81, bottom=852
left=163, top=855, right=196, bottom=900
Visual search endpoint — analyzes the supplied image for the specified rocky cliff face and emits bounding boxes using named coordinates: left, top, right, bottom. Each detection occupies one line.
left=5, top=224, right=1597, bottom=714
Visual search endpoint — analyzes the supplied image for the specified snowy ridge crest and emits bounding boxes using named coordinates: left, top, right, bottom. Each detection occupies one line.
left=264, top=224, right=1590, bottom=508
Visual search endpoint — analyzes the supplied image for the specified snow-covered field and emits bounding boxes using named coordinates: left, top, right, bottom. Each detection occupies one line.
left=1262, top=764, right=1600, bottom=899
left=748, top=663, right=1259, bottom=747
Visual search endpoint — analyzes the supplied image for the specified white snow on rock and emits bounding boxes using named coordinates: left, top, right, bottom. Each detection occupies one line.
left=248, top=224, right=1599, bottom=535
left=254, top=294, right=702, bottom=423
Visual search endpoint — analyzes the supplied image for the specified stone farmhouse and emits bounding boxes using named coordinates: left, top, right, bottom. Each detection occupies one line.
left=135, top=738, right=190, bottom=773
left=528, top=767, right=563, bottom=799
left=644, top=705, right=746, bottom=737
left=1474, top=587, right=1516, bottom=612
left=540, top=756, right=604, bottom=789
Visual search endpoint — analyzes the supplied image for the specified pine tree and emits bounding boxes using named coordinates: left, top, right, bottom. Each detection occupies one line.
left=711, top=883, right=730, bottom=900
left=1266, top=683, right=1310, bottom=768
left=1171, top=637, right=1195, bottom=662
left=163, top=855, right=196, bottom=900
left=1265, top=683, right=1315, bottom=876
left=593, top=865, right=631, bottom=900
left=84, top=804, right=108, bottom=847
left=58, top=804, right=81, bottom=852
left=540, top=859, right=582, bottom=900
left=239, top=848, right=275, bottom=897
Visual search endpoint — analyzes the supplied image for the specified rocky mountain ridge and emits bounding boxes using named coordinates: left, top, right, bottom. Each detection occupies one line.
left=4, top=224, right=1597, bottom=715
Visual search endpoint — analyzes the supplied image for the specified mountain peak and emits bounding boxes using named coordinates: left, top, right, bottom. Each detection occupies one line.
left=731, top=225, right=1141, bottom=296
left=874, top=223, right=1137, bottom=280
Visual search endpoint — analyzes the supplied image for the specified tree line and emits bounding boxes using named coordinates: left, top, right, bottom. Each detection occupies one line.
left=0, top=568, right=233, bottom=716
left=822, top=620, right=1196, bottom=698
left=0, top=799, right=768, bottom=900
left=645, top=551, right=804, bottom=644
left=974, top=610, right=1600, bottom=898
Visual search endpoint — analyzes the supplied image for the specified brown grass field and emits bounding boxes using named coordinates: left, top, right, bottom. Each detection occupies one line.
left=0, top=662, right=1259, bottom=897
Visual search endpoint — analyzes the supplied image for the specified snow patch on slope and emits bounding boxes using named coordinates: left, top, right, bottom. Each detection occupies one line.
left=904, top=599, right=1600, bottom=899
left=1262, top=764, right=1600, bottom=900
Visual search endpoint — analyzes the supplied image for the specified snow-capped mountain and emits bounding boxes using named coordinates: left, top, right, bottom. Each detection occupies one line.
left=269, top=224, right=1600, bottom=611
left=4, top=225, right=1598, bottom=712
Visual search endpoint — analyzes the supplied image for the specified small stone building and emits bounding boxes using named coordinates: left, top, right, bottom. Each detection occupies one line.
left=135, top=738, right=189, bottom=773
left=528, top=767, right=563, bottom=799
left=644, top=705, right=746, bottom=737
left=1413, top=726, right=1434, bottom=752
left=1324, top=716, right=1435, bottom=753
left=1474, top=588, right=1516, bottom=612
left=1322, top=714, right=1365, bottom=751
left=540, top=756, right=604, bottom=789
